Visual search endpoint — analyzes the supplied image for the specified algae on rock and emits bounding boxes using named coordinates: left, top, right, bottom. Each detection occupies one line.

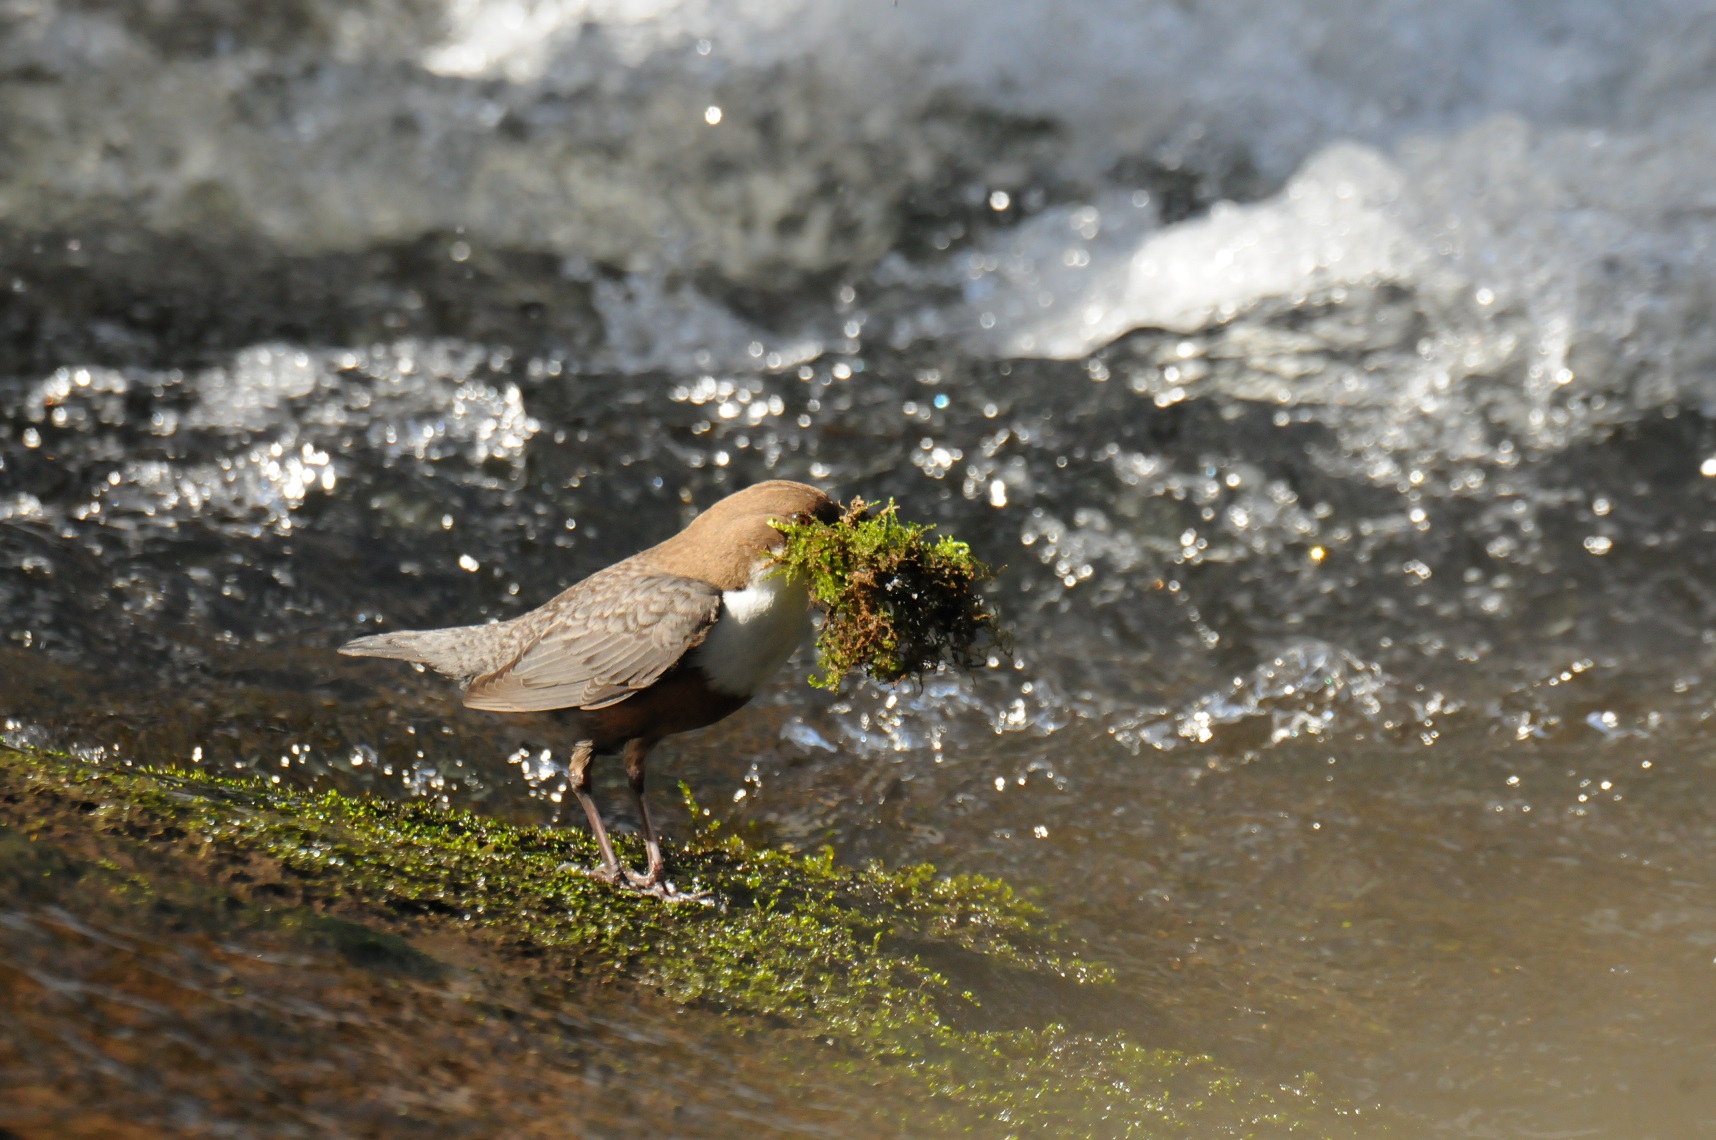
left=0, top=745, right=1337, bottom=1136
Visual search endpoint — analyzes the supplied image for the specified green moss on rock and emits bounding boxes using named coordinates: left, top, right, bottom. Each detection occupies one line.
left=0, top=745, right=1336, bottom=1135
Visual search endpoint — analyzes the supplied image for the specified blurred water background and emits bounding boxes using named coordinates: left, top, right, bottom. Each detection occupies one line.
left=6, top=0, right=1716, bottom=1134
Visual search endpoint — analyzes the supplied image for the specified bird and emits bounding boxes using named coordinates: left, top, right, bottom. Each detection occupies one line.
left=338, top=480, right=839, bottom=892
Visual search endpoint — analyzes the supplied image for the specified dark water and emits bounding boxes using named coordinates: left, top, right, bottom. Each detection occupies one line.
left=7, top=0, right=1716, bottom=1134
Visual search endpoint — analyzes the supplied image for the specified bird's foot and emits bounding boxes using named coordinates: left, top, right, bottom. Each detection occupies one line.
left=555, top=860, right=707, bottom=903
left=649, top=881, right=715, bottom=905
left=560, top=861, right=623, bottom=886
left=625, top=871, right=713, bottom=905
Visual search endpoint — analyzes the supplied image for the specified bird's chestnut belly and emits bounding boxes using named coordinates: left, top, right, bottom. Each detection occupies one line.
left=555, top=666, right=751, bottom=751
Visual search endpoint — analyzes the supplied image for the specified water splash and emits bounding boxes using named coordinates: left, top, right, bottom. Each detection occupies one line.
left=1108, top=640, right=1407, bottom=754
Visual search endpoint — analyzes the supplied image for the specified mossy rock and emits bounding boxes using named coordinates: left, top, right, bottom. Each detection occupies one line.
left=0, top=745, right=1341, bottom=1136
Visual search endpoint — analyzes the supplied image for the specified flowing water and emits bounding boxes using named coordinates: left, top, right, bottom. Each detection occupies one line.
left=7, top=0, right=1716, bottom=1134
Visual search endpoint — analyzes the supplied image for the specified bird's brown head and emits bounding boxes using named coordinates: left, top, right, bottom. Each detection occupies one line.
left=646, top=480, right=838, bottom=589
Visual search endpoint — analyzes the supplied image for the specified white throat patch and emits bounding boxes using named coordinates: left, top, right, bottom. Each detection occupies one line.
left=693, top=565, right=812, bottom=697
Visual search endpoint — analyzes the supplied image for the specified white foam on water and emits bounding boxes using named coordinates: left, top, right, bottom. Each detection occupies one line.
left=6, top=0, right=1716, bottom=447
left=949, top=108, right=1716, bottom=473
left=10, top=0, right=1715, bottom=266
left=422, top=0, right=1716, bottom=177
left=960, top=145, right=1439, bottom=357
left=419, top=0, right=1716, bottom=445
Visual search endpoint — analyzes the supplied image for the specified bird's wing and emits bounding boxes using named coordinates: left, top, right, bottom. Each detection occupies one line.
left=461, top=567, right=722, bottom=713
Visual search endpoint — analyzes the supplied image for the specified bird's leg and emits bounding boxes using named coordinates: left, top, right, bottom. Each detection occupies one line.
left=622, top=738, right=665, bottom=888
left=568, top=739, right=622, bottom=883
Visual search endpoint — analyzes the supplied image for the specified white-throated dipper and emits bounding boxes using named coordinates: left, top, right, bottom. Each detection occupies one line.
left=339, top=480, right=839, bottom=891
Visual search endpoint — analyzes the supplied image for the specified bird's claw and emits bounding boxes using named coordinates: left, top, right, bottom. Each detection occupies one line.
left=563, top=861, right=709, bottom=904
left=575, top=863, right=622, bottom=886
left=626, top=869, right=712, bottom=905
left=639, top=880, right=714, bottom=905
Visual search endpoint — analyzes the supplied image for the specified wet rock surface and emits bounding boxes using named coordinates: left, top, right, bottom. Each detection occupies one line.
left=0, top=746, right=1330, bottom=1136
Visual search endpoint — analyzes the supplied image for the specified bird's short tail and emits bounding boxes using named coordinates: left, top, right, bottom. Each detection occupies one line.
left=339, top=623, right=524, bottom=689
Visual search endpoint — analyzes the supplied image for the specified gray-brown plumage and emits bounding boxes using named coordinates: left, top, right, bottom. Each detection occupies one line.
left=340, top=480, right=838, bottom=891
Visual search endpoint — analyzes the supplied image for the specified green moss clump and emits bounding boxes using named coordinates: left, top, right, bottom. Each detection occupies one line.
left=0, top=746, right=1346, bottom=1135
left=772, top=497, right=1003, bottom=690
